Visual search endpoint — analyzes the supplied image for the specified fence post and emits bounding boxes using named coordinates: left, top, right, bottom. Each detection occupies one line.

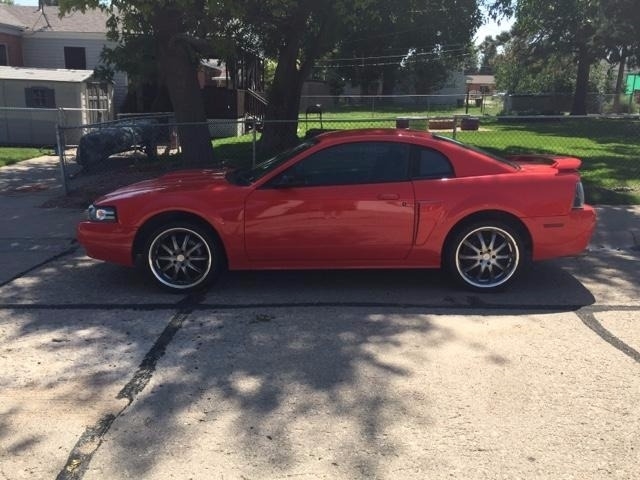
left=55, top=124, right=68, bottom=195
left=252, top=117, right=257, bottom=167
left=452, top=116, right=458, bottom=140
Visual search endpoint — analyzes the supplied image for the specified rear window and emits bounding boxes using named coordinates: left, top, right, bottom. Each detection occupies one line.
left=414, top=147, right=454, bottom=179
left=432, top=135, right=519, bottom=169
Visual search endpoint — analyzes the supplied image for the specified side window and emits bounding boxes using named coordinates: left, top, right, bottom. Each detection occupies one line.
left=270, top=141, right=410, bottom=187
left=413, top=147, right=454, bottom=179
left=25, top=87, right=56, bottom=108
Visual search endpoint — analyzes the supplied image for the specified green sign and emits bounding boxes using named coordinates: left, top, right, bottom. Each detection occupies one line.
left=626, top=74, right=640, bottom=94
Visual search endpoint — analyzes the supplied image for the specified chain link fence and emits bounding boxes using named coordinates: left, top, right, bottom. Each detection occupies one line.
left=0, top=106, right=112, bottom=146
left=299, top=93, right=640, bottom=117
left=55, top=112, right=640, bottom=204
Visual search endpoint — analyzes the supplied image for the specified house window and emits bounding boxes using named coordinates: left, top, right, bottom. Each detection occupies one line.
left=64, top=47, right=86, bottom=69
left=0, top=45, right=7, bottom=66
left=25, top=87, right=56, bottom=108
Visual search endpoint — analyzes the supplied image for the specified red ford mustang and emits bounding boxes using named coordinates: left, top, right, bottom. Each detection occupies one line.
left=77, top=129, right=596, bottom=292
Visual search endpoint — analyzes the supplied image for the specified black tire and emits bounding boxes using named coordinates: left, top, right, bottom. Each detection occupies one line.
left=144, top=222, right=223, bottom=292
left=445, top=221, right=526, bottom=291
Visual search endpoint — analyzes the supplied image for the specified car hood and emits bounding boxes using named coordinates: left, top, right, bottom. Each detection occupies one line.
left=95, top=169, right=232, bottom=204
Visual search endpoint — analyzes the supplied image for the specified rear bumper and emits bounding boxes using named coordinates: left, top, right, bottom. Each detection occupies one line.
left=77, top=221, right=137, bottom=267
left=526, top=205, right=597, bottom=261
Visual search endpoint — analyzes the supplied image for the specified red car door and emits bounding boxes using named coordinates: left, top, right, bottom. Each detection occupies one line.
left=244, top=141, right=415, bottom=262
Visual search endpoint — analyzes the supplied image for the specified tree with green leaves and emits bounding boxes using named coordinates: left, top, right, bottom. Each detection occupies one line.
left=511, top=0, right=603, bottom=115
left=323, top=0, right=481, bottom=95
left=478, top=36, right=499, bottom=75
left=230, top=0, right=360, bottom=153
left=58, top=0, right=484, bottom=157
left=491, top=0, right=640, bottom=115
left=58, top=0, right=234, bottom=164
left=477, top=32, right=510, bottom=75
left=597, top=0, right=640, bottom=111
left=493, top=30, right=578, bottom=94
left=235, top=0, right=481, bottom=153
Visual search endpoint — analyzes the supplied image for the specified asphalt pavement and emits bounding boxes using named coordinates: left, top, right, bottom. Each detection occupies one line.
left=0, top=156, right=81, bottom=286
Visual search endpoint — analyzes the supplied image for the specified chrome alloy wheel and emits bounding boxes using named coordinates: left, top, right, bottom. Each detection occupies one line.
left=148, top=227, right=213, bottom=289
left=454, top=226, right=520, bottom=289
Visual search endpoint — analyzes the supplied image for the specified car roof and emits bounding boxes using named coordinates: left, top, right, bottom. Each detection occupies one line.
left=315, top=128, right=434, bottom=142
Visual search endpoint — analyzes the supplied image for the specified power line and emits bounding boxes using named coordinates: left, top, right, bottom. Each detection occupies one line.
left=313, top=52, right=474, bottom=69
left=316, top=47, right=470, bottom=65
left=315, top=51, right=473, bottom=69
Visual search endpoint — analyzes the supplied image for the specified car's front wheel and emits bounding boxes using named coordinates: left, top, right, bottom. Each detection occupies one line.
left=144, top=222, right=222, bottom=292
left=446, top=221, right=526, bottom=291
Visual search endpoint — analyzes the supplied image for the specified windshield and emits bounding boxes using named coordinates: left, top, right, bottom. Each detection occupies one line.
left=226, top=139, right=317, bottom=185
left=432, top=135, right=519, bottom=169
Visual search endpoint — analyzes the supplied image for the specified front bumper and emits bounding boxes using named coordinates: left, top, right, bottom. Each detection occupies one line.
left=77, top=221, right=137, bottom=266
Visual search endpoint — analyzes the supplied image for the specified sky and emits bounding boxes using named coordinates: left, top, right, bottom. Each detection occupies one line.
left=474, top=15, right=514, bottom=44
left=13, top=0, right=514, bottom=45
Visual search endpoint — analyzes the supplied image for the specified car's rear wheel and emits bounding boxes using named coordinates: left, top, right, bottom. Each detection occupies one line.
left=446, top=221, right=525, bottom=291
left=145, top=222, right=222, bottom=292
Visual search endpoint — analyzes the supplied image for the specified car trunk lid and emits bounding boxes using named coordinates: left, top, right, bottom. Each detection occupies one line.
left=507, top=154, right=582, bottom=173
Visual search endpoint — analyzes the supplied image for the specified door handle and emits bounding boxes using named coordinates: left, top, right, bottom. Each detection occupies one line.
left=377, top=193, right=399, bottom=200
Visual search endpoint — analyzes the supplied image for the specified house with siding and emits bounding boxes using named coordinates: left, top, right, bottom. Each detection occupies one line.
left=0, top=66, right=114, bottom=146
left=0, top=3, right=126, bottom=109
left=465, top=74, right=496, bottom=96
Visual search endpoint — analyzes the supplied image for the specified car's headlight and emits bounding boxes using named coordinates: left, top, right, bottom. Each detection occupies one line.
left=87, top=205, right=117, bottom=222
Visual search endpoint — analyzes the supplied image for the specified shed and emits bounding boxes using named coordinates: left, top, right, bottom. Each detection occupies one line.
left=0, top=66, right=113, bottom=146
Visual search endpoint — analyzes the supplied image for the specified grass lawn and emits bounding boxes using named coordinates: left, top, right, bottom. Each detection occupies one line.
left=312, top=98, right=502, bottom=119
left=0, top=147, right=48, bottom=167
left=454, top=118, right=640, bottom=204
left=214, top=116, right=640, bottom=205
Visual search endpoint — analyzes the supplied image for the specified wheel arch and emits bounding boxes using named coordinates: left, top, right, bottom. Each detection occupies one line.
left=441, top=210, right=533, bottom=266
left=132, top=210, right=228, bottom=266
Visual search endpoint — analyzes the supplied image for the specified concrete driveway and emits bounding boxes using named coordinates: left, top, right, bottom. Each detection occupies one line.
left=1, top=158, right=639, bottom=479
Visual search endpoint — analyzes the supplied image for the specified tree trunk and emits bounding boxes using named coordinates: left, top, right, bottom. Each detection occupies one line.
left=571, top=45, right=591, bottom=115
left=260, top=40, right=305, bottom=155
left=613, top=48, right=627, bottom=113
left=154, top=9, right=215, bottom=166
left=259, top=5, right=332, bottom=155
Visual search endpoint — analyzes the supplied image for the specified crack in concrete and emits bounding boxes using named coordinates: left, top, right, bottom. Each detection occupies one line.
left=576, top=310, right=640, bottom=365
left=54, top=293, right=204, bottom=480
left=0, top=241, right=78, bottom=289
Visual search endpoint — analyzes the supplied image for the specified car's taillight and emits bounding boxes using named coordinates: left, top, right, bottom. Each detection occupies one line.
left=573, top=181, right=585, bottom=209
